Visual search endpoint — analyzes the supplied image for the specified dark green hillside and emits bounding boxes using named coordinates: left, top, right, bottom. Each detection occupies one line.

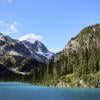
left=45, top=24, right=100, bottom=87
left=0, top=55, right=46, bottom=83
left=0, top=24, right=100, bottom=87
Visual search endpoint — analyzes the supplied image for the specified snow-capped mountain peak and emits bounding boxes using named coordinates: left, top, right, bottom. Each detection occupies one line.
left=24, top=39, right=35, bottom=44
left=0, top=33, right=54, bottom=62
left=22, top=40, right=54, bottom=61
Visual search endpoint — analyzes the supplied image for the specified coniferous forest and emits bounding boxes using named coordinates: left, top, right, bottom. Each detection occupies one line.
left=0, top=24, right=100, bottom=87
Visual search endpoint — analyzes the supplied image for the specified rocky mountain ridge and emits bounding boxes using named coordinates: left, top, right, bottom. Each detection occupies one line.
left=0, top=24, right=100, bottom=87
left=49, top=24, right=100, bottom=87
left=0, top=33, right=54, bottom=62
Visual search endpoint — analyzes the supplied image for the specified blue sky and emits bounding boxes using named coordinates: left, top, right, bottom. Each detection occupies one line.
left=0, top=0, right=100, bottom=52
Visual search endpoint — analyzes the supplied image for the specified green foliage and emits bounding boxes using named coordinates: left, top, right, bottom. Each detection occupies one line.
left=49, top=24, right=100, bottom=87
left=0, top=24, right=100, bottom=87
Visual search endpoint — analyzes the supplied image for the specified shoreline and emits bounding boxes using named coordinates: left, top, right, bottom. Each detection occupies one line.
left=0, top=81, right=99, bottom=88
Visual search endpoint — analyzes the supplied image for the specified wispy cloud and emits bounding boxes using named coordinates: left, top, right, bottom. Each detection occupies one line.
left=10, top=22, right=18, bottom=33
left=0, top=20, right=18, bottom=35
left=0, top=0, right=13, bottom=3
left=8, top=0, right=13, bottom=3
left=19, top=33, right=43, bottom=42
left=0, top=20, right=3, bottom=24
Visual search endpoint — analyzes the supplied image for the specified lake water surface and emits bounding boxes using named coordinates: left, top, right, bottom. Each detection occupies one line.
left=0, top=82, right=100, bottom=100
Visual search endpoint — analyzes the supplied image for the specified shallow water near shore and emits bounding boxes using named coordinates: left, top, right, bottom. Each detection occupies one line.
left=0, top=82, right=100, bottom=100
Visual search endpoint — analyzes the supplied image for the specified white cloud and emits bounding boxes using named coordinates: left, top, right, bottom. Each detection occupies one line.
left=0, top=0, right=13, bottom=3
left=19, top=33, right=43, bottom=42
left=10, top=22, right=18, bottom=33
left=8, top=0, right=13, bottom=3
left=0, top=20, right=3, bottom=24
left=0, top=20, right=18, bottom=35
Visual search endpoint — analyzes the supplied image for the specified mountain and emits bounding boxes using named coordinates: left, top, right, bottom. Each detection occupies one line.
left=0, top=33, right=54, bottom=62
left=50, top=24, right=100, bottom=87
left=0, top=33, right=31, bottom=56
left=22, top=40, right=54, bottom=62
left=0, top=24, right=100, bottom=87
left=0, top=33, right=53, bottom=82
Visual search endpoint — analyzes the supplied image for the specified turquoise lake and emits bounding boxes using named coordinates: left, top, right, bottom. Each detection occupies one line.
left=0, top=82, right=100, bottom=100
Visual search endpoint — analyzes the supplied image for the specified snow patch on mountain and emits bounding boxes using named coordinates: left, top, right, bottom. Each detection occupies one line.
left=0, top=33, right=54, bottom=62
left=22, top=43, right=34, bottom=55
left=22, top=40, right=54, bottom=59
left=10, top=68, right=29, bottom=75
left=36, top=47, right=53, bottom=59
left=0, top=35, right=5, bottom=41
left=8, top=50, right=22, bottom=56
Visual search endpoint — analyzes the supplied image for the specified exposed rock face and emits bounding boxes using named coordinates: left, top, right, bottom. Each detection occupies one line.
left=22, top=40, right=54, bottom=62
left=0, top=33, right=54, bottom=62
left=53, top=24, right=100, bottom=87
left=0, top=33, right=54, bottom=80
left=0, top=24, right=100, bottom=87
left=55, top=24, right=100, bottom=59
